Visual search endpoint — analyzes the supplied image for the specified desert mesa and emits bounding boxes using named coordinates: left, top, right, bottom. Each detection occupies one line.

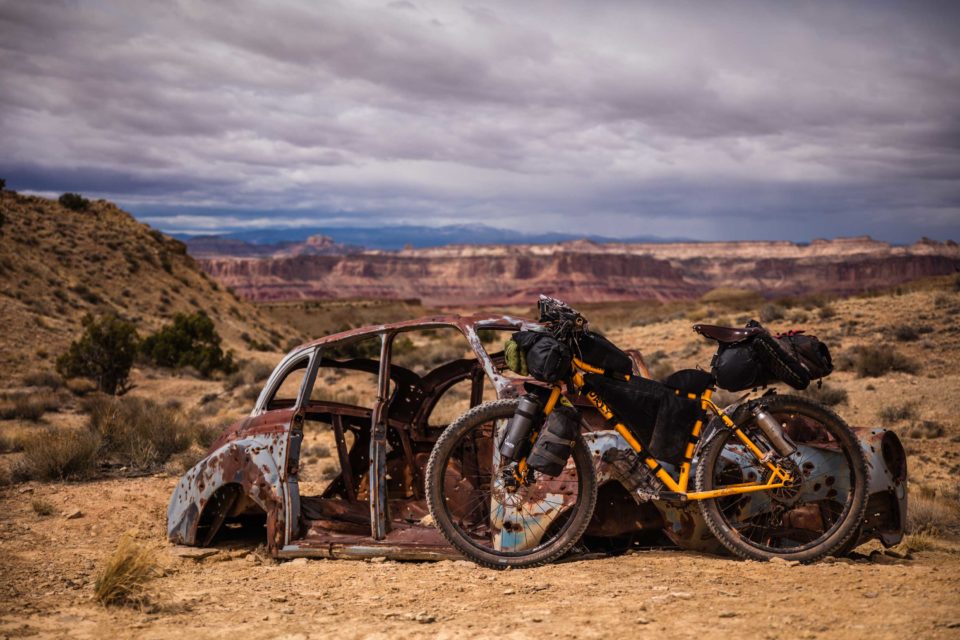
left=192, top=235, right=960, bottom=305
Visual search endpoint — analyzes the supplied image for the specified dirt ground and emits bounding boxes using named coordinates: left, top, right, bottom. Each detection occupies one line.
left=3, top=283, right=960, bottom=639
left=0, top=476, right=958, bottom=640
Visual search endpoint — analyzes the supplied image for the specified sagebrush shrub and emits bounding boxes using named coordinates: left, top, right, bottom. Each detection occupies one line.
left=84, top=395, right=194, bottom=470
left=802, top=382, right=848, bottom=407
left=841, top=345, right=918, bottom=377
left=15, top=428, right=101, bottom=481
left=878, top=401, right=919, bottom=425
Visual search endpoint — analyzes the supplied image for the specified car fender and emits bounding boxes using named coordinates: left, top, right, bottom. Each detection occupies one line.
left=167, top=433, right=288, bottom=550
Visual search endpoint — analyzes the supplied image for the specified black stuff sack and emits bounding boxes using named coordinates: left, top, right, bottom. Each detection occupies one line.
left=576, top=331, right=633, bottom=377
left=512, top=330, right=572, bottom=383
left=777, top=332, right=833, bottom=380
left=526, top=404, right=580, bottom=476
left=712, top=342, right=768, bottom=392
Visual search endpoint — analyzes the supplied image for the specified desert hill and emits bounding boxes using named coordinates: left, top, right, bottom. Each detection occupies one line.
left=194, top=234, right=960, bottom=305
left=0, top=191, right=286, bottom=376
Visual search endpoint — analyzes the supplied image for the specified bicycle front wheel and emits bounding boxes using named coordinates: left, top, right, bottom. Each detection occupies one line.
left=695, top=395, right=869, bottom=563
left=424, top=399, right=598, bottom=569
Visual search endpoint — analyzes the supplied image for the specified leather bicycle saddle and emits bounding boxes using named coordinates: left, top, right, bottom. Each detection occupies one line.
left=692, top=324, right=764, bottom=344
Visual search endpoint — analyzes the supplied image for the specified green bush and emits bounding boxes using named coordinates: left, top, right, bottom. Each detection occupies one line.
left=325, top=336, right=381, bottom=360
left=56, top=315, right=139, bottom=394
left=140, top=311, right=236, bottom=377
left=59, top=192, right=90, bottom=211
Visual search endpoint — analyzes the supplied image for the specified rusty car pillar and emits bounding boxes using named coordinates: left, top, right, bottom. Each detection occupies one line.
left=369, top=332, right=393, bottom=539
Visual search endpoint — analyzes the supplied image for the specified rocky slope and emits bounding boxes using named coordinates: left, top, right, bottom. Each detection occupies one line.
left=0, top=191, right=285, bottom=376
left=197, top=235, right=960, bottom=305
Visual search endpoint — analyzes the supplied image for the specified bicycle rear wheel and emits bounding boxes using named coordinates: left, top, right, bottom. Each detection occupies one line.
left=425, top=399, right=598, bottom=569
left=695, top=395, right=868, bottom=562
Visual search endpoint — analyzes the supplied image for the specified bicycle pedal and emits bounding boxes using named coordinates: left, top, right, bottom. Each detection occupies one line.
left=656, top=491, right=688, bottom=502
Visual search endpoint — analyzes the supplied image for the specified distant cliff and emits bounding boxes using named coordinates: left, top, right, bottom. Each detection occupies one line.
left=194, top=236, right=960, bottom=305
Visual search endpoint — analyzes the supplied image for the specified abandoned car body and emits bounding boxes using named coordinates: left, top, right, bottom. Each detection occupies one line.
left=168, top=315, right=907, bottom=560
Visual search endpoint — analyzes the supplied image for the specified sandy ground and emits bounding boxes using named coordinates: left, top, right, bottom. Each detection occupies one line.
left=1, top=477, right=959, bottom=640
left=3, top=285, right=960, bottom=639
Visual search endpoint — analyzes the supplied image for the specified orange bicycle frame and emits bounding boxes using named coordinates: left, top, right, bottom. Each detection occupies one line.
left=519, top=357, right=792, bottom=499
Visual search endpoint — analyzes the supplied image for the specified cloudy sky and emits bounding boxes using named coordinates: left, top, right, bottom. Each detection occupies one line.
left=1, top=0, right=958, bottom=242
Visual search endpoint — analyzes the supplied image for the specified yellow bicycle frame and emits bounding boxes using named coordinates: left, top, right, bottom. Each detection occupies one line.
left=519, top=357, right=792, bottom=500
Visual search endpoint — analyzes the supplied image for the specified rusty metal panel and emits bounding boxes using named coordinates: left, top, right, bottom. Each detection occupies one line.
left=167, top=432, right=288, bottom=550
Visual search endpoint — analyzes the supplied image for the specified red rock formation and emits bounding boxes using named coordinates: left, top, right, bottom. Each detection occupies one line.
left=197, top=237, right=960, bottom=305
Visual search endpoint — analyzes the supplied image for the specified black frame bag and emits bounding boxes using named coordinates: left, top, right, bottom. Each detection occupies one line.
left=583, top=373, right=697, bottom=464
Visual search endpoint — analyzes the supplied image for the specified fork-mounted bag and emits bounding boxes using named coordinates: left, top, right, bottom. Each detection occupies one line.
left=526, top=404, right=580, bottom=476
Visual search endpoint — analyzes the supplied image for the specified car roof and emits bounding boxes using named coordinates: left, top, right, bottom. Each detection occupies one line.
left=291, top=313, right=537, bottom=354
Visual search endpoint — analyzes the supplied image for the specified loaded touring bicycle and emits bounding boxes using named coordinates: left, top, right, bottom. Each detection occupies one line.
left=425, top=296, right=875, bottom=568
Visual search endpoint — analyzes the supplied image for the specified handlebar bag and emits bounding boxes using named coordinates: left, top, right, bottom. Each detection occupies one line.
left=513, top=330, right=572, bottom=383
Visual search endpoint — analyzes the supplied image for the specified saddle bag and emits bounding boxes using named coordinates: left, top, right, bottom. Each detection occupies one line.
left=711, top=327, right=832, bottom=392
left=512, top=330, right=573, bottom=383
left=527, top=404, right=580, bottom=476
left=576, top=331, right=633, bottom=377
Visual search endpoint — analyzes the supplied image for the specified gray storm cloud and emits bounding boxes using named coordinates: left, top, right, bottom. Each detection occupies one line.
left=0, top=0, right=958, bottom=240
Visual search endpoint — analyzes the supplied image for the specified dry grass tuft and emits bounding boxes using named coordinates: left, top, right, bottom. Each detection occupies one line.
left=906, top=483, right=960, bottom=535
left=30, top=497, right=56, bottom=516
left=899, top=532, right=960, bottom=555
left=907, top=420, right=945, bottom=439
left=21, top=371, right=63, bottom=389
left=94, top=535, right=160, bottom=608
left=0, top=394, right=49, bottom=422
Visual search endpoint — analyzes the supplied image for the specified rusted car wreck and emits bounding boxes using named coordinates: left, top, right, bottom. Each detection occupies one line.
left=168, top=315, right=907, bottom=560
